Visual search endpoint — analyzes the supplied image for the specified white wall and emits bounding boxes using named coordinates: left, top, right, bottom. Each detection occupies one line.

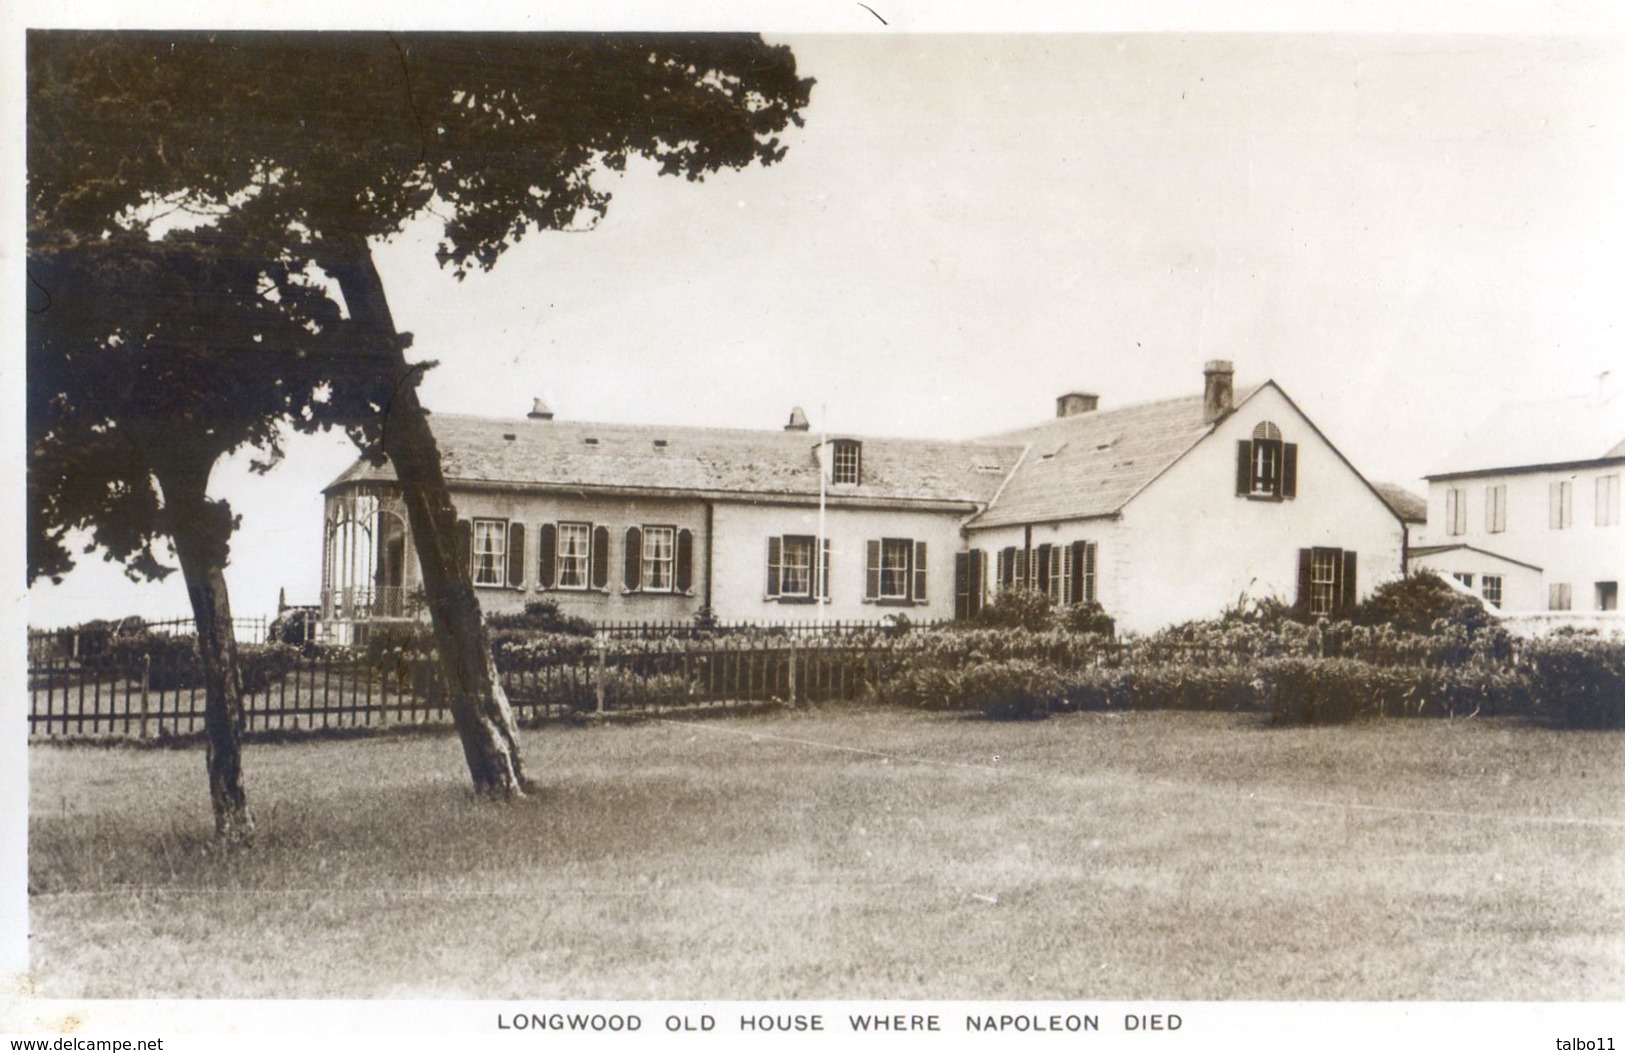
left=1421, top=464, right=1623, bottom=610
left=1406, top=550, right=1544, bottom=612
left=445, top=488, right=709, bottom=622
left=435, top=488, right=969, bottom=624
left=1111, top=385, right=1403, bottom=631
left=709, top=502, right=966, bottom=623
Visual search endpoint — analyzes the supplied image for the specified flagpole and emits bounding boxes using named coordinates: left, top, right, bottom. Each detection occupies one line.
left=818, top=403, right=827, bottom=629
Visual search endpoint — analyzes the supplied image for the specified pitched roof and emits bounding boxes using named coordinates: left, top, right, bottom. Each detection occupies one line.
left=966, top=384, right=1264, bottom=528
left=1407, top=543, right=1542, bottom=572
left=1428, top=389, right=1625, bottom=478
left=327, top=414, right=1024, bottom=508
left=1371, top=482, right=1428, bottom=524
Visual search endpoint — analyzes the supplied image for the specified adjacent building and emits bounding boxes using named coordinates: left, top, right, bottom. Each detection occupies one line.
left=320, top=361, right=1408, bottom=637
left=1411, top=388, right=1624, bottom=615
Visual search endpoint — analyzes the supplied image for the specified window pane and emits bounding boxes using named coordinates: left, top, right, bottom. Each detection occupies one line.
left=880, top=538, right=910, bottom=598
left=557, top=523, right=590, bottom=589
left=643, top=527, right=675, bottom=591
left=473, top=520, right=506, bottom=586
left=1310, top=548, right=1340, bottom=616
left=781, top=536, right=812, bottom=596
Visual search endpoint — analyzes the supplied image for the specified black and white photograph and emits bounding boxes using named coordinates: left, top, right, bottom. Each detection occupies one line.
left=5, top=1, right=1624, bottom=1044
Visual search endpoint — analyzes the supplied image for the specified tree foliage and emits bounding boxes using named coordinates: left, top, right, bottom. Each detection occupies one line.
left=27, top=224, right=379, bottom=585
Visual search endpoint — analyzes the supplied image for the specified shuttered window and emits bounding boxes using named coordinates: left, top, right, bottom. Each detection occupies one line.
left=1297, top=547, right=1357, bottom=618
left=675, top=529, right=694, bottom=593
left=642, top=526, right=676, bottom=592
left=1485, top=485, right=1507, bottom=534
left=555, top=522, right=592, bottom=589
left=1446, top=488, right=1467, bottom=536
left=1550, top=481, right=1573, bottom=530
left=766, top=534, right=829, bottom=600
left=506, top=523, right=526, bottom=588
left=1067, top=540, right=1097, bottom=605
left=623, top=526, right=643, bottom=591
left=1236, top=422, right=1297, bottom=499
left=865, top=538, right=926, bottom=603
left=591, top=526, right=610, bottom=590
left=954, top=550, right=988, bottom=620
left=471, top=519, right=506, bottom=587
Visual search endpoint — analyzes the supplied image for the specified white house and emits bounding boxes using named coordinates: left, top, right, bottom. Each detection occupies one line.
left=1412, top=387, right=1624, bottom=617
left=960, top=362, right=1406, bottom=633
left=319, top=361, right=1407, bottom=636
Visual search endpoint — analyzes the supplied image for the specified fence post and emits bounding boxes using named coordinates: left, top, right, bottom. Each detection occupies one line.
left=788, top=636, right=798, bottom=707
left=139, top=654, right=151, bottom=740
left=595, top=635, right=607, bottom=716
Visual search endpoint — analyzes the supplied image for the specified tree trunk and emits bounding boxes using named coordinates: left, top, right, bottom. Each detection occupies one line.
left=324, top=239, right=527, bottom=796
left=158, top=470, right=255, bottom=842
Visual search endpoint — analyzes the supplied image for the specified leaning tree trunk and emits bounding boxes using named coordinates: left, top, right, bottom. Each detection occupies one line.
left=158, top=470, right=255, bottom=842
left=325, top=239, right=526, bottom=796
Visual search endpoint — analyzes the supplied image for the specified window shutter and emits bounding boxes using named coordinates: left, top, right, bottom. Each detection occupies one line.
left=766, top=536, right=782, bottom=598
left=535, top=523, right=556, bottom=590
left=819, top=537, right=831, bottom=599
left=1069, top=541, right=1086, bottom=604
left=954, top=552, right=971, bottom=620
left=1339, top=550, right=1358, bottom=616
left=1084, top=541, right=1097, bottom=604
left=913, top=540, right=928, bottom=603
left=455, top=519, right=472, bottom=581
left=507, top=523, right=526, bottom=588
left=624, top=526, right=642, bottom=591
left=591, top=526, right=609, bottom=590
left=1236, top=441, right=1252, bottom=496
left=676, top=529, right=694, bottom=593
left=865, top=540, right=881, bottom=600
left=1282, top=444, right=1298, bottom=499
left=1296, top=548, right=1313, bottom=612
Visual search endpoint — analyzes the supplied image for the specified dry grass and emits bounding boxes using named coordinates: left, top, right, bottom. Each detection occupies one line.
left=27, top=707, right=1625, bottom=1000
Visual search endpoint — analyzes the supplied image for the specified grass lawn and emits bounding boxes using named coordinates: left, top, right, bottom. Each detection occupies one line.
left=27, top=706, right=1625, bottom=1000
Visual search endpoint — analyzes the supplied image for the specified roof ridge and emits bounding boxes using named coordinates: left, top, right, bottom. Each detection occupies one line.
left=431, top=411, right=1023, bottom=449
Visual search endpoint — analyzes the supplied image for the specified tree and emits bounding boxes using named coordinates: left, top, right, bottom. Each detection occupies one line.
left=28, top=225, right=366, bottom=840
left=29, top=31, right=814, bottom=796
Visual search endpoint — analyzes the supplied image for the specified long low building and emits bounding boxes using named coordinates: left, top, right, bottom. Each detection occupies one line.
left=320, top=360, right=1408, bottom=636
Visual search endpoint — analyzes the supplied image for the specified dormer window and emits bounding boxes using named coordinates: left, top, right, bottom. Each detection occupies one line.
left=1236, top=421, right=1298, bottom=500
left=831, top=439, right=862, bottom=486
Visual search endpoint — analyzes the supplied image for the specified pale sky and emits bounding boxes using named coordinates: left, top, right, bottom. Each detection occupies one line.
left=20, top=30, right=1625, bottom=628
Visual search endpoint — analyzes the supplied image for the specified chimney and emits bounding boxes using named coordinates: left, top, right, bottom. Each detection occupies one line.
left=1056, top=392, right=1099, bottom=418
left=784, top=406, right=810, bottom=432
left=1202, top=360, right=1234, bottom=423
left=527, top=398, right=554, bottom=421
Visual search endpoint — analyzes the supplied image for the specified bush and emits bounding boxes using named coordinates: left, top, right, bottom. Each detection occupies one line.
left=971, top=589, right=1058, bottom=632
left=104, top=631, right=199, bottom=689
left=361, top=621, right=436, bottom=666
left=487, top=598, right=595, bottom=637
left=870, top=658, right=1068, bottom=719
left=99, top=632, right=299, bottom=693
left=1061, top=602, right=1116, bottom=636
left=269, top=607, right=320, bottom=649
left=1260, top=657, right=1529, bottom=725
left=55, top=616, right=148, bottom=661
left=1522, top=637, right=1625, bottom=729
left=1353, top=570, right=1494, bottom=636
